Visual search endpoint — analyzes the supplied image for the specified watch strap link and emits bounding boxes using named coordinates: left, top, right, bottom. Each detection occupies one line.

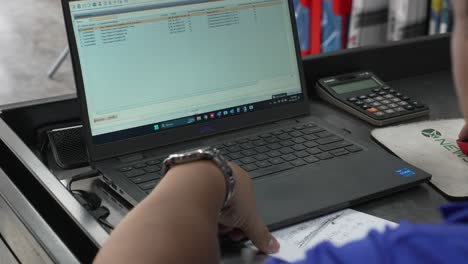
left=162, top=148, right=236, bottom=211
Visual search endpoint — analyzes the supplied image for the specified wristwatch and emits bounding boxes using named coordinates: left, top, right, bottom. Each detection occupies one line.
left=162, top=147, right=236, bottom=211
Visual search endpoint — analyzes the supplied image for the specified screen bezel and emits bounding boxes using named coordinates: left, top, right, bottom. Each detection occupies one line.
left=62, top=0, right=310, bottom=162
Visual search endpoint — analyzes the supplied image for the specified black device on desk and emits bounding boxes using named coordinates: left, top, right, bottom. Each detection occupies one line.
left=47, top=125, right=88, bottom=169
left=316, top=71, right=429, bottom=126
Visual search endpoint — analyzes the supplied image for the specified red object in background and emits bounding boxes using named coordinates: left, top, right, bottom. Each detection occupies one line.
left=332, top=0, right=352, bottom=15
left=310, top=0, right=322, bottom=54
left=332, top=0, right=352, bottom=49
left=457, top=140, right=468, bottom=155
left=306, top=0, right=352, bottom=55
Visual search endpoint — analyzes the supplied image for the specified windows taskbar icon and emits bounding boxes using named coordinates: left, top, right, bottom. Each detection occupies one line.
left=152, top=104, right=257, bottom=133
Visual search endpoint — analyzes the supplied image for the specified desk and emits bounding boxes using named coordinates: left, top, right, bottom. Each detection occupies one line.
left=0, top=169, right=79, bottom=263
left=0, top=70, right=456, bottom=263
left=0, top=34, right=462, bottom=262
left=0, top=237, right=18, bottom=264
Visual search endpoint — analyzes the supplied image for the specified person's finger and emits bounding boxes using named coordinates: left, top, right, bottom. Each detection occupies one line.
left=459, top=123, right=468, bottom=141
left=241, top=214, right=280, bottom=254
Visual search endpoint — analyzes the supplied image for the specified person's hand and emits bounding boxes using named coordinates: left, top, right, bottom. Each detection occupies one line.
left=459, top=123, right=468, bottom=141
left=451, top=0, right=468, bottom=138
left=218, top=162, right=280, bottom=254
left=450, top=0, right=468, bottom=21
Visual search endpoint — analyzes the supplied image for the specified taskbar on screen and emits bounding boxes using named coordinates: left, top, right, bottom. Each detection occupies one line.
left=92, top=93, right=303, bottom=145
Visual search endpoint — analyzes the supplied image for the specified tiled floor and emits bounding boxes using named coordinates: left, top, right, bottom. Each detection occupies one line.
left=0, top=0, right=75, bottom=106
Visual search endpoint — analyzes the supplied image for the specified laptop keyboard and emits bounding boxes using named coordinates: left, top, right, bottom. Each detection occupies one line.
left=116, top=122, right=363, bottom=193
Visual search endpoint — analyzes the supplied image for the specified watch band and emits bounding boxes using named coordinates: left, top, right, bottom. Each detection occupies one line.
left=161, top=147, right=236, bottom=211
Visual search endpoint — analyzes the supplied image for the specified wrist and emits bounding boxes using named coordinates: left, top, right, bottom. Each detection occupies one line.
left=160, top=160, right=226, bottom=213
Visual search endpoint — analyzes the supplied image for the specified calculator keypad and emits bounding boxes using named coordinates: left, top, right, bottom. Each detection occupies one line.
left=348, top=91, right=426, bottom=119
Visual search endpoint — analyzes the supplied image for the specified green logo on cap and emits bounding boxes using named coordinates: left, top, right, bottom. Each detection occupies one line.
left=421, top=129, right=441, bottom=139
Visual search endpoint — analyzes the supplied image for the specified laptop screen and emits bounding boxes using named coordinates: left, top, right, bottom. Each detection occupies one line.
left=68, top=0, right=303, bottom=145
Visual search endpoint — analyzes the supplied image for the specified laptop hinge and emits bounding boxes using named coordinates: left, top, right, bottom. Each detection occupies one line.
left=118, top=153, right=144, bottom=163
left=275, top=119, right=299, bottom=126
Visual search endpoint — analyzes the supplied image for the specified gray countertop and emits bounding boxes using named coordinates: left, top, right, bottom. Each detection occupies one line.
left=0, top=70, right=461, bottom=263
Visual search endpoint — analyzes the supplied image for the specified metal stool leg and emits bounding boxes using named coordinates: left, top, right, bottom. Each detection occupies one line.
left=47, top=47, right=70, bottom=79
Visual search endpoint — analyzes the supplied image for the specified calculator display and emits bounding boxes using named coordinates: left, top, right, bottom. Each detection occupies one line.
left=331, top=79, right=380, bottom=94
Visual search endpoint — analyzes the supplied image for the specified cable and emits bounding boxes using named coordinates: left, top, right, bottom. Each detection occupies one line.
left=67, top=169, right=100, bottom=191
left=90, top=206, right=115, bottom=231
left=72, top=190, right=115, bottom=230
left=66, top=169, right=115, bottom=231
left=98, top=218, right=115, bottom=230
left=39, top=135, right=50, bottom=167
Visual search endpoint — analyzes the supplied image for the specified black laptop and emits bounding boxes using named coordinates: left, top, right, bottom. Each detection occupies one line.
left=62, top=0, right=430, bottom=229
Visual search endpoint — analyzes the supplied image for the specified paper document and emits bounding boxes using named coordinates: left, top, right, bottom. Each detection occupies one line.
left=249, top=209, right=397, bottom=263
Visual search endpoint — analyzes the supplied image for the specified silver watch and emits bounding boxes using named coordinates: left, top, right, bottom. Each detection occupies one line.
left=161, top=147, right=235, bottom=211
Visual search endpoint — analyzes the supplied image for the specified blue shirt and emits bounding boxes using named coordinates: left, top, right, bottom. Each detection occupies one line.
left=268, top=203, right=468, bottom=264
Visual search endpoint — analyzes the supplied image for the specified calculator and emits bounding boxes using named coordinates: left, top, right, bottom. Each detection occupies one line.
left=316, top=71, right=429, bottom=126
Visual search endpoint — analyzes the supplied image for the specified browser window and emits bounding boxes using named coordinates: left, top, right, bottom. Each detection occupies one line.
left=69, top=0, right=303, bottom=144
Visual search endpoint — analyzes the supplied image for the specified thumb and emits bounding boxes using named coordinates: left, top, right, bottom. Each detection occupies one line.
left=242, top=214, right=280, bottom=254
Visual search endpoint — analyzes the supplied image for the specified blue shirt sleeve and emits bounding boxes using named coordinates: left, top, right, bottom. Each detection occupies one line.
left=267, top=221, right=468, bottom=264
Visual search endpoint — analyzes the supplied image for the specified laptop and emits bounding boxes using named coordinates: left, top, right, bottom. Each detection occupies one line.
left=62, top=0, right=430, bottom=229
